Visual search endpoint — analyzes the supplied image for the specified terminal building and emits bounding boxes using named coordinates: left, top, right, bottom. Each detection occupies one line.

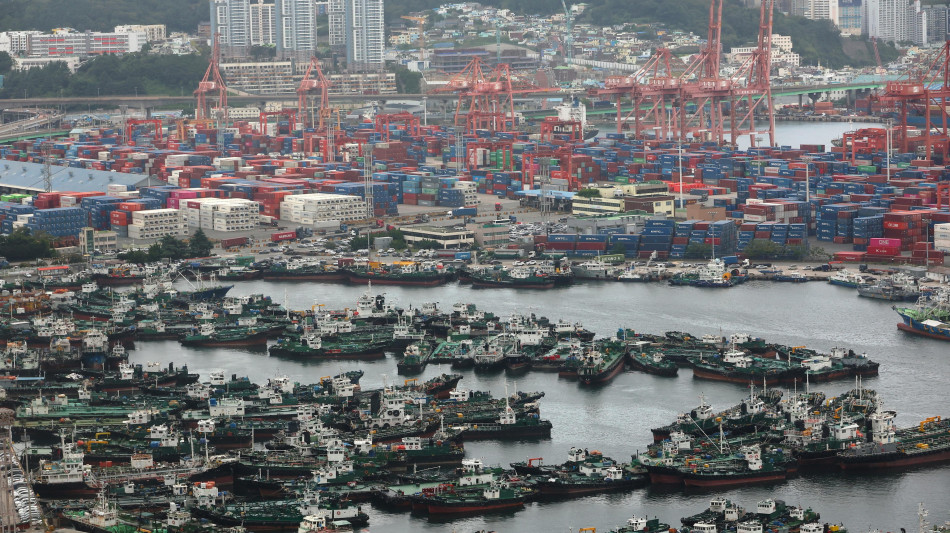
left=401, top=225, right=474, bottom=248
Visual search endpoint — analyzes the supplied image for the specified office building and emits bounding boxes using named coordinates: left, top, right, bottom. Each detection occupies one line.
left=329, top=0, right=384, bottom=71
left=27, top=31, right=146, bottom=57
left=114, top=25, right=167, bottom=42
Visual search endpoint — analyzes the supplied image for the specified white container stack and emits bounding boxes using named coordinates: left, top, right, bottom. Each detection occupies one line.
left=128, top=209, right=187, bottom=240
left=935, top=222, right=950, bottom=253
left=280, top=193, right=367, bottom=224
left=180, top=198, right=260, bottom=232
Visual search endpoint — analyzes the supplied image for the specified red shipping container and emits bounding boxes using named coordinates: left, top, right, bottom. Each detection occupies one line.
left=271, top=231, right=297, bottom=242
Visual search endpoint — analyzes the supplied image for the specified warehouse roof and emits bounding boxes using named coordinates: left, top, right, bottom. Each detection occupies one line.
left=0, top=160, right=151, bottom=193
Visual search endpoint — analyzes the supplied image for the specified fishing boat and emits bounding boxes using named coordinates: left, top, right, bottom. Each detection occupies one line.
left=894, top=289, right=950, bottom=341
left=837, top=411, right=950, bottom=470
left=261, top=260, right=347, bottom=282
left=577, top=343, right=626, bottom=385
left=422, top=480, right=535, bottom=515
left=459, top=394, right=552, bottom=440
left=857, top=273, right=920, bottom=301
left=179, top=322, right=270, bottom=348
left=268, top=332, right=391, bottom=360
left=532, top=458, right=648, bottom=496
left=828, top=269, right=867, bottom=288
left=626, top=349, right=679, bottom=377
left=469, top=266, right=557, bottom=289
left=345, top=261, right=451, bottom=286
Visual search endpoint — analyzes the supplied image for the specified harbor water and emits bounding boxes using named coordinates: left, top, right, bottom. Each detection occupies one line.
left=131, top=279, right=950, bottom=533
left=735, top=120, right=886, bottom=151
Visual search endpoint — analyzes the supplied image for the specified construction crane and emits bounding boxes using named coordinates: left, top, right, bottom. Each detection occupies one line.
left=297, top=57, right=334, bottom=130
left=195, top=33, right=228, bottom=121
left=679, top=0, right=730, bottom=144
left=560, top=0, right=573, bottom=64
left=871, top=37, right=884, bottom=75
left=400, top=15, right=428, bottom=63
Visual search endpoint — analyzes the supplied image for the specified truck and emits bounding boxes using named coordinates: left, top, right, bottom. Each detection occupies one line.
left=220, top=237, right=249, bottom=249
left=451, top=207, right=478, bottom=218
left=271, top=231, right=297, bottom=243
left=495, top=202, right=502, bottom=211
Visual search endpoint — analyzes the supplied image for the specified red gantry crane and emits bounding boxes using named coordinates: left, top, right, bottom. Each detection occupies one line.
left=728, top=0, right=776, bottom=147
left=679, top=0, right=731, bottom=145
left=297, top=57, right=334, bottom=130
left=877, top=40, right=950, bottom=160
left=195, top=33, right=228, bottom=121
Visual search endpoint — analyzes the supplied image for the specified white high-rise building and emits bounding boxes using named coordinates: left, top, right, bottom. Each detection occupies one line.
left=211, top=0, right=252, bottom=57
left=0, top=31, right=41, bottom=56
left=331, top=0, right=383, bottom=71
left=792, top=0, right=840, bottom=23
left=328, top=0, right=346, bottom=46
left=249, top=0, right=277, bottom=45
left=276, top=0, right=317, bottom=60
left=864, top=0, right=924, bottom=44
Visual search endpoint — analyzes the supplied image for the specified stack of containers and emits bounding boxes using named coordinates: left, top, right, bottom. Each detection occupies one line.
left=280, top=193, right=367, bottom=224
left=573, top=234, right=608, bottom=257
left=865, top=237, right=902, bottom=260
left=610, top=234, right=640, bottom=257
left=851, top=215, right=884, bottom=251
left=81, top=196, right=124, bottom=231
left=708, top=220, right=738, bottom=255
left=788, top=223, right=807, bottom=246
left=639, top=219, right=674, bottom=259
left=403, top=175, right=421, bottom=205
left=671, top=220, right=696, bottom=259
left=28, top=207, right=85, bottom=237
left=419, top=175, right=440, bottom=206
left=544, top=234, right=577, bottom=253
left=935, top=223, right=950, bottom=253
left=128, top=209, right=187, bottom=240
left=883, top=210, right=926, bottom=250
left=737, top=223, right=756, bottom=251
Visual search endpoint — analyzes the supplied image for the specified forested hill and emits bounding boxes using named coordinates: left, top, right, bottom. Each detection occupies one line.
left=0, top=0, right=206, bottom=33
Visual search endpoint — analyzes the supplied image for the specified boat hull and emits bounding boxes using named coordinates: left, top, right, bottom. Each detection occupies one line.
left=896, top=321, right=950, bottom=341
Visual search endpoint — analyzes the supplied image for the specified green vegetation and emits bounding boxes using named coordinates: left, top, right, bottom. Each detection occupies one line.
left=0, top=52, right=208, bottom=99
left=576, top=188, right=602, bottom=198
left=0, top=229, right=55, bottom=262
left=389, top=64, right=423, bottom=94
left=415, top=239, right=441, bottom=250
left=0, top=0, right=206, bottom=33
left=350, top=229, right=409, bottom=251
left=685, top=242, right=712, bottom=259
left=742, top=239, right=806, bottom=260
left=578, top=0, right=896, bottom=68
left=118, top=230, right=212, bottom=263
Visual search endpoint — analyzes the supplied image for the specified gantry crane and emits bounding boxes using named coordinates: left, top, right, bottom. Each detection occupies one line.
left=297, top=57, right=335, bottom=130
left=195, top=33, right=228, bottom=121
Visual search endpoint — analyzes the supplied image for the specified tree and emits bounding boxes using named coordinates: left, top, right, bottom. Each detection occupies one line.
left=389, top=64, right=423, bottom=93
left=742, top=239, right=783, bottom=260
left=188, top=229, right=213, bottom=258
left=147, top=243, right=164, bottom=262
left=0, top=228, right=54, bottom=261
left=119, top=249, right=150, bottom=263
left=159, top=235, right=187, bottom=260
left=414, top=239, right=440, bottom=250
left=250, top=45, right=276, bottom=60
left=0, top=52, right=13, bottom=74
left=350, top=236, right=370, bottom=251
left=576, top=188, right=601, bottom=198
left=685, top=242, right=712, bottom=259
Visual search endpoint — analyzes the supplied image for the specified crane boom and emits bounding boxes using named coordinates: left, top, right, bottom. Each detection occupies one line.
left=561, top=0, right=573, bottom=63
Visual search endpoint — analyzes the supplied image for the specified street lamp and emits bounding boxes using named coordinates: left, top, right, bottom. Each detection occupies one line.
left=885, top=119, right=892, bottom=183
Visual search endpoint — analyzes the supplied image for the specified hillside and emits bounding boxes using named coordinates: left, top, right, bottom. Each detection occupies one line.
left=0, top=0, right=206, bottom=33
left=0, top=0, right=894, bottom=68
